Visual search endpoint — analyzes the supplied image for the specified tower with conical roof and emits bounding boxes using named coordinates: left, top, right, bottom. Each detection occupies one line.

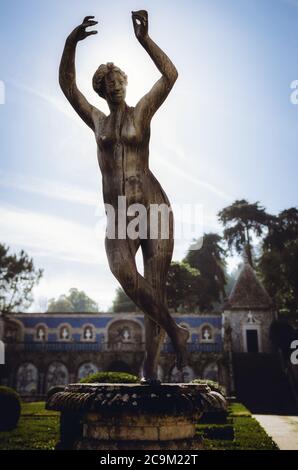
left=223, top=254, right=276, bottom=354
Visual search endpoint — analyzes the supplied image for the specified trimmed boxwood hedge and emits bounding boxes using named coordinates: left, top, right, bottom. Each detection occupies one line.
left=79, top=371, right=139, bottom=384
left=0, top=386, right=21, bottom=431
left=197, top=423, right=234, bottom=440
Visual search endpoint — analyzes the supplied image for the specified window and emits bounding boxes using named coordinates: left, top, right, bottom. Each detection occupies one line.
left=36, top=325, right=47, bottom=341
left=59, top=325, right=71, bottom=341
left=121, top=327, right=131, bottom=342
left=4, top=320, right=22, bottom=343
left=246, top=329, right=259, bottom=353
left=83, top=326, right=94, bottom=341
left=201, top=325, right=213, bottom=342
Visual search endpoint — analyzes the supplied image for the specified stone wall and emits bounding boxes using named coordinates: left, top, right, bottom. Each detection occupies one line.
left=223, top=309, right=276, bottom=353
left=1, top=346, right=228, bottom=399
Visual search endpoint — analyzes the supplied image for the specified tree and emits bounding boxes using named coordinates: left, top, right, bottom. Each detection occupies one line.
left=47, top=288, right=98, bottom=312
left=270, top=320, right=296, bottom=358
left=47, top=297, right=74, bottom=312
left=112, top=287, right=137, bottom=312
left=111, top=262, right=201, bottom=313
left=263, top=208, right=298, bottom=250
left=0, top=243, right=43, bottom=314
left=184, top=233, right=227, bottom=311
left=218, top=199, right=271, bottom=265
left=166, top=261, right=201, bottom=312
left=258, top=208, right=298, bottom=315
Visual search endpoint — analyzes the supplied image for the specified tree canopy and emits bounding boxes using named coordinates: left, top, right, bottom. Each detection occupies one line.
left=112, top=287, right=136, bottom=313
left=218, top=199, right=271, bottom=265
left=110, top=204, right=298, bottom=316
left=112, top=262, right=200, bottom=313
left=258, top=208, right=298, bottom=315
left=0, top=243, right=43, bottom=314
left=47, top=288, right=99, bottom=313
left=166, top=261, right=200, bottom=312
left=184, top=233, right=227, bottom=311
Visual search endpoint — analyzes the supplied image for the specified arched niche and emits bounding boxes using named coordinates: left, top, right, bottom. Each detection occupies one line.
left=46, top=362, right=69, bottom=392
left=16, top=363, right=38, bottom=395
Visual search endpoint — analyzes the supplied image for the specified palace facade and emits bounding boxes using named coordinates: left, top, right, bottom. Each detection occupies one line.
left=2, top=259, right=296, bottom=413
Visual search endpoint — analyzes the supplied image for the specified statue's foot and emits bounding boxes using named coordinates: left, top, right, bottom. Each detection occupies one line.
left=174, top=325, right=189, bottom=370
left=140, top=377, right=161, bottom=386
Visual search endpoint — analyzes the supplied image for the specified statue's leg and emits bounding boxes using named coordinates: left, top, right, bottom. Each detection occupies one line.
left=141, top=234, right=172, bottom=382
left=108, top=235, right=163, bottom=381
left=105, top=237, right=188, bottom=369
left=142, top=316, right=165, bottom=383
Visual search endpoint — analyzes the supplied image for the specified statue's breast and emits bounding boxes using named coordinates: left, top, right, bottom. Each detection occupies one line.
left=120, top=110, right=143, bottom=146
left=96, top=120, right=117, bottom=150
left=96, top=107, right=146, bottom=150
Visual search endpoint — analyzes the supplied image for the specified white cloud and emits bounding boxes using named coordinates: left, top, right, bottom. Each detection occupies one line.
left=0, top=171, right=99, bottom=207
left=9, top=80, right=82, bottom=125
left=0, top=205, right=106, bottom=265
left=159, top=156, right=234, bottom=202
left=30, top=265, right=117, bottom=312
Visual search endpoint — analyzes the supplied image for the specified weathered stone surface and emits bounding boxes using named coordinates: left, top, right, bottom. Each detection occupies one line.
left=46, top=382, right=224, bottom=417
left=159, top=422, right=194, bottom=441
left=46, top=382, right=226, bottom=450
left=83, top=414, right=195, bottom=441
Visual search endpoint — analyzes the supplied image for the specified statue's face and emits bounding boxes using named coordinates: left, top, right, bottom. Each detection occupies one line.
left=104, top=70, right=126, bottom=104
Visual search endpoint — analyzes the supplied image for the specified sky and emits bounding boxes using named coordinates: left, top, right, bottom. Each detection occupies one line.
left=0, top=0, right=297, bottom=311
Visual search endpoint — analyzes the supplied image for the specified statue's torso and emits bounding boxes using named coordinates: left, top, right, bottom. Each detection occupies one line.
left=94, top=105, right=168, bottom=209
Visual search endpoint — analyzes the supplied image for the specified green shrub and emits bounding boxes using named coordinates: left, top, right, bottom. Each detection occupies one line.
left=200, top=410, right=228, bottom=424
left=191, top=378, right=225, bottom=396
left=197, top=423, right=234, bottom=441
left=79, top=371, right=139, bottom=384
left=198, top=402, right=278, bottom=450
left=0, top=386, right=21, bottom=431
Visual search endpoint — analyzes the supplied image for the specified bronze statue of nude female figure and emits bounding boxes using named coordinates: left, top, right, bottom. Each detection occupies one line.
left=59, top=10, right=188, bottom=383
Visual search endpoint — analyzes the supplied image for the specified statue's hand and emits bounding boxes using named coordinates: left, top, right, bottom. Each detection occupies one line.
left=69, top=16, right=98, bottom=43
left=132, top=10, right=148, bottom=42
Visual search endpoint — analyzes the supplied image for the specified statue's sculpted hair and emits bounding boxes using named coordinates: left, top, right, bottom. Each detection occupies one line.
left=92, top=62, right=128, bottom=98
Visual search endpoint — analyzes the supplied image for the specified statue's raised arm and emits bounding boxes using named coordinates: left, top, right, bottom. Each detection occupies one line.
left=132, top=10, right=178, bottom=126
left=59, top=16, right=106, bottom=130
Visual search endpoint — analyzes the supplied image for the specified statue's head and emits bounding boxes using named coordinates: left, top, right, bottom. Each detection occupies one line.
left=93, top=63, right=127, bottom=104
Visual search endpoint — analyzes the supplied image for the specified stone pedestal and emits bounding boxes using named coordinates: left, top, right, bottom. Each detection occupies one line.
left=46, top=383, right=226, bottom=450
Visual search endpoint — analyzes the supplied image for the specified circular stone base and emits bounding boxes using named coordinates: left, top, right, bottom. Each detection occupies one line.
left=46, top=383, right=226, bottom=450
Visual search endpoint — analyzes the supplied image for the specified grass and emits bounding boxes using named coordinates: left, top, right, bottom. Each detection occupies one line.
left=0, top=402, right=59, bottom=450
left=229, top=402, right=252, bottom=417
left=0, top=401, right=278, bottom=450
left=197, top=403, right=278, bottom=450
